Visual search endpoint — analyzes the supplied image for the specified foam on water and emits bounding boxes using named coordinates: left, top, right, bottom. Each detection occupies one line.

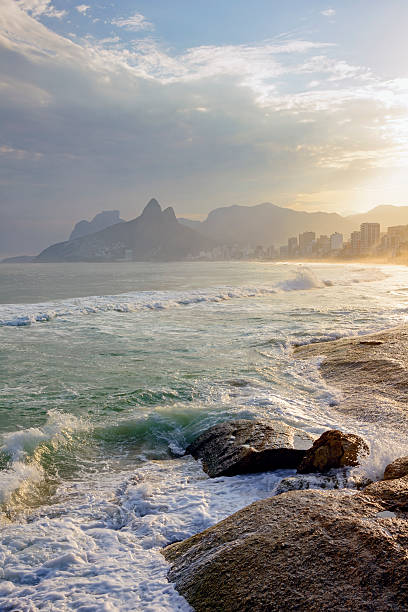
left=0, top=458, right=291, bottom=611
left=1, top=262, right=408, bottom=610
left=0, top=266, right=390, bottom=327
left=277, top=267, right=326, bottom=291
left=0, top=411, right=89, bottom=506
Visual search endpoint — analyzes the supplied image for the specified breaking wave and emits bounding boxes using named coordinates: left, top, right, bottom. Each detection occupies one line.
left=1, top=266, right=387, bottom=327
left=0, top=411, right=89, bottom=508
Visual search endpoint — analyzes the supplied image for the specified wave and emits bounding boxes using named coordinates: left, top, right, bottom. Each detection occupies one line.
left=0, top=286, right=278, bottom=327
left=277, top=267, right=326, bottom=291
left=0, top=411, right=89, bottom=508
left=0, top=266, right=391, bottom=327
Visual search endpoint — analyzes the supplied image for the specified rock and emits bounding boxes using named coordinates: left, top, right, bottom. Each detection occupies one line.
left=363, top=475, right=408, bottom=512
left=383, top=456, right=408, bottom=480
left=163, top=489, right=408, bottom=611
left=185, top=419, right=314, bottom=478
left=297, top=429, right=369, bottom=474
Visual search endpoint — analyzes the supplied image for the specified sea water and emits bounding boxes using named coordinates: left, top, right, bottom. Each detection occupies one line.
left=1, top=261, right=408, bottom=610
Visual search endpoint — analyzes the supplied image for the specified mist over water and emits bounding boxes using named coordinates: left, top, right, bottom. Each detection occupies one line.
left=1, top=261, right=408, bottom=610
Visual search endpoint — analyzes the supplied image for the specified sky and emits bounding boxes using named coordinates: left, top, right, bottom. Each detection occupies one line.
left=1, top=0, right=408, bottom=254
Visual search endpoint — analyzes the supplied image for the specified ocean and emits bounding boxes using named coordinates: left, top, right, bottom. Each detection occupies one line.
left=1, top=261, right=408, bottom=611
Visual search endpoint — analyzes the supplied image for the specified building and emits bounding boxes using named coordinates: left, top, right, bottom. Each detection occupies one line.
left=298, top=231, right=315, bottom=255
left=316, top=235, right=330, bottom=255
left=287, top=236, right=298, bottom=256
left=266, top=245, right=276, bottom=259
left=350, top=231, right=361, bottom=255
left=360, top=223, right=380, bottom=253
left=330, top=232, right=343, bottom=251
left=280, top=245, right=289, bottom=258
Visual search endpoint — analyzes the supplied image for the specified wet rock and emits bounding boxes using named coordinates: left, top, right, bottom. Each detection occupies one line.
left=163, top=489, right=408, bottom=611
left=363, top=475, right=408, bottom=512
left=226, top=379, right=250, bottom=387
left=297, top=429, right=369, bottom=474
left=383, top=456, right=408, bottom=480
left=275, top=471, right=352, bottom=494
left=185, top=419, right=314, bottom=478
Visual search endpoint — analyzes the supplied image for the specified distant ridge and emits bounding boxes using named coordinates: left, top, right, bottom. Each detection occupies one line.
left=348, top=204, right=408, bottom=227
left=37, top=199, right=215, bottom=262
left=179, top=202, right=408, bottom=247
left=69, top=210, right=125, bottom=241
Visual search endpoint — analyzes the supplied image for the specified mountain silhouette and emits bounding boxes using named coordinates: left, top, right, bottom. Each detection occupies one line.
left=69, top=210, right=125, bottom=241
left=37, top=199, right=215, bottom=262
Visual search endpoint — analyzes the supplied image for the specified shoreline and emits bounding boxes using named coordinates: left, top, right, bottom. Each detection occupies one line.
left=294, top=324, right=408, bottom=431
left=163, top=325, right=408, bottom=610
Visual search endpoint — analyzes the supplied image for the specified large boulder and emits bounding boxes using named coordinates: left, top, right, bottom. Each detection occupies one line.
left=297, top=429, right=369, bottom=474
left=383, top=456, right=408, bottom=480
left=163, top=489, right=408, bottom=611
left=185, top=419, right=314, bottom=477
left=363, top=475, right=408, bottom=512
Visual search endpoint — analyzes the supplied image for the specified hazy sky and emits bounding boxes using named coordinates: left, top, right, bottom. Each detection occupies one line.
left=1, top=0, right=408, bottom=254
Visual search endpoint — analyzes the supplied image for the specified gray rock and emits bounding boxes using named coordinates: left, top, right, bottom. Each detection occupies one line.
left=163, top=489, right=408, bottom=611
left=363, top=475, right=408, bottom=512
left=383, top=456, right=408, bottom=480
left=297, top=429, right=369, bottom=474
left=186, top=419, right=314, bottom=478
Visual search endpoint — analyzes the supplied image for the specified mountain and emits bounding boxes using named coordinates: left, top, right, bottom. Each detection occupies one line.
left=69, top=210, right=125, bottom=241
left=178, top=218, right=203, bottom=231
left=37, top=199, right=216, bottom=262
left=347, top=205, right=408, bottom=228
left=180, top=202, right=354, bottom=247
left=179, top=203, right=408, bottom=247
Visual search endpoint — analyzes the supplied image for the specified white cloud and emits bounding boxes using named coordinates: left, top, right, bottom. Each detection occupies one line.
left=76, top=5, right=90, bottom=15
left=17, top=0, right=67, bottom=19
left=2, top=0, right=408, bottom=249
left=0, top=144, right=43, bottom=160
left=112, top=13, right=154, bottom=32
left=321, top=9, right=336, bottom=18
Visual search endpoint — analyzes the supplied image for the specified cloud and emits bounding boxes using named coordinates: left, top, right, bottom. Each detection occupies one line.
left=111, top=13, right=154, bottom=32
left=1, top=0, right=408, bottom=252
left=76, top=5, right=90, bottom=15
left=0, top=145, right=43, bottom=160
left=17, top=0, right=67, bottom=19
left=321, top=9, right=336, bottom=18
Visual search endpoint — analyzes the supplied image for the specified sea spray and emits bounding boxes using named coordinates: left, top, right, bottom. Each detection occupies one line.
left=0, top=410, right=90, bottom=508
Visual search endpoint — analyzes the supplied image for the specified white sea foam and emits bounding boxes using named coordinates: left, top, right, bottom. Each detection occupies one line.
left=0, top=265, right=387, bottom=327
left=0, top=458, right=290, bottom=611
left=277, top=267, right=326, bottom=291
left=0, top=411, right=89, bottom=505
left=0, top=287, right=280, bottom=326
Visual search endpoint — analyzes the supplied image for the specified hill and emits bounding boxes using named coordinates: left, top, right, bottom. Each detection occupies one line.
left=180, top=202, right=354, bottom=246
left=348, top=205, right=408, bottom=228
left=69, top=210, right=125, bottom=241
left=179, top=203, right=408, bottom=247
left=37, top=199, right=216, bottom=262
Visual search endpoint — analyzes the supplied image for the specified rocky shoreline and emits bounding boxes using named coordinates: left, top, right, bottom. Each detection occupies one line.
left=162, top=326, right=408, bottom=610
left=295, top=324, right=408, bottom=429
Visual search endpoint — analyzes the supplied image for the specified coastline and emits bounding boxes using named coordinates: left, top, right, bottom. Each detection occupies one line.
left=295, top=324, right=408, bottom=431
left=163, top=325, right=408, bottom=610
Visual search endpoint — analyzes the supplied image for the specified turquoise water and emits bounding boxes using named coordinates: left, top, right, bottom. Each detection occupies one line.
left=1, top=261, right=408, bottom=610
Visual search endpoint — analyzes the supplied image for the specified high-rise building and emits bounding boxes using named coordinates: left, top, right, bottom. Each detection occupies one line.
left=298, top=231, right=315, bottom=255
left=287, top=236, right=298, bottom=256
left=316, top=235, right=330, bottom=254
left=360, top=223, right=380, bottom=253
left=350, top=231, right=361, bottom=254
left=330, top=232, right=343, bottom=251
